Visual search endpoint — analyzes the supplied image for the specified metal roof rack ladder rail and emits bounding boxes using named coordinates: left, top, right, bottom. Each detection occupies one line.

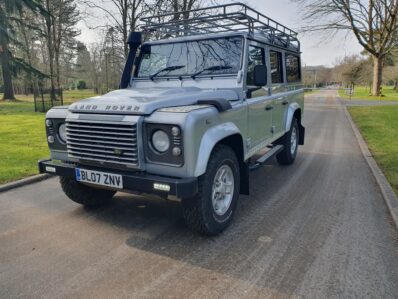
left=140, top=2, right=300, bottom=52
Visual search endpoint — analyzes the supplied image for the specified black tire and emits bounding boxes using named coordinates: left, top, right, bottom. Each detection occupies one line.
left=276, top=117, right=299, bottom=165
left=60, top=176, right=116, bottom=207
left=182, top=145, right=240, bottom=236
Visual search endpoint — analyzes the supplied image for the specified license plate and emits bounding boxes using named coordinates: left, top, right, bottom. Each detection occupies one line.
left=75, top=168, right=123, bottom=189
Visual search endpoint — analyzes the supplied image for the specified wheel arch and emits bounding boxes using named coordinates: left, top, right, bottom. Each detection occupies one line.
left=218, top=134, right=249, bottom=195
left=286, top=104, right=305, bottom=145
left=194, top=124, right=249, bottom=195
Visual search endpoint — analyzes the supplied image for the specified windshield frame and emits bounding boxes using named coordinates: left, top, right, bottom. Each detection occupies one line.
left=133, top=35, right=245, bottom=80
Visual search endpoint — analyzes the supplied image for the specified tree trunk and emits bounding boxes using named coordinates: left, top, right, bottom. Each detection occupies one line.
left=0, top=38, right=15, bottom=100
left=19, top=10, right=38, bottom=95
left=45, top=0, right=56, bottom=102
left=0, top=10, right=15, bottom=101
left=54, top=0, right=63, bottom=90
left=372, top=55, right=383, bottom=96
left=55, top=49, right=61, bottom=90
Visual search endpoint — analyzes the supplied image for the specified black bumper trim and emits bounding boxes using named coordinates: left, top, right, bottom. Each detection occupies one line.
left=38, top=159, right=198, bottom=198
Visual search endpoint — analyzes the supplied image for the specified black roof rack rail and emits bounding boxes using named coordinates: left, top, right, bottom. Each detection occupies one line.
left=140, top=3, right=300, bottom=52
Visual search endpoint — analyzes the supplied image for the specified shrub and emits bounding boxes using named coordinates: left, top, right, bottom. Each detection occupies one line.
left=77, top=80, right=87, bottom=90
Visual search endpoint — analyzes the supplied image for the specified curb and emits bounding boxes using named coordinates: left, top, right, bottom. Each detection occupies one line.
left=0, top=174, right=51, bottom=193
left=343, top=106, right=398, bottom=230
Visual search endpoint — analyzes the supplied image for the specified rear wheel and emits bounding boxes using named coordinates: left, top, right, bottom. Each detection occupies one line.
left=276, top=117, right=299, bottom=165
left=60, top=177, right=116, bottom=207
left=182, top=145, right=240, bottom=236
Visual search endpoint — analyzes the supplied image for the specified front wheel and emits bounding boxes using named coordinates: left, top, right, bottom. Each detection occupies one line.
left=182, top=145, right=240, bottom=236
left=276, top=117, right=299, bottom=165
left=60, top=177, right=116, bottom=207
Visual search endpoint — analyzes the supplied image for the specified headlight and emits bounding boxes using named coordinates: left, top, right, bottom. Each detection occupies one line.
left=152, top=130, right=170, bottom=153
left=58, top=123, right=67, bottom=143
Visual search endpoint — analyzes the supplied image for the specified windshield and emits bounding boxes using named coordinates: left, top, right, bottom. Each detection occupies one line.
left=136, top=36, right=243, bottom=78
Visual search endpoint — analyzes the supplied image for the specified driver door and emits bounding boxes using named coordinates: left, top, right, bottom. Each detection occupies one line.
left=247, top=44, right=273, bottom=149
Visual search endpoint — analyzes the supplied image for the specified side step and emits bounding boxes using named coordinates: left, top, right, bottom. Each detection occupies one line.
left=248, top=145, right=284, bottom=171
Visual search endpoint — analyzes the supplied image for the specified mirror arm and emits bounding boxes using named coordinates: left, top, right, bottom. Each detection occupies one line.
left=247, top=86, right=262, bottom=98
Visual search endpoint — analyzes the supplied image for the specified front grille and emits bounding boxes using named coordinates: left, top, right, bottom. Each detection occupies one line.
left=65, top=120, right=139, bottom=167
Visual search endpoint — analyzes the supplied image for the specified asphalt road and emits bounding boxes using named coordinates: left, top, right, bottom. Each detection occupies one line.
left=1, top=90, right=398, bottom=298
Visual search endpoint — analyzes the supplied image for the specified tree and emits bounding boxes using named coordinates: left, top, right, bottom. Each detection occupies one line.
left=42, top=0, right=79, bottom=95
left=329, top=55, right=373, bottom=90
left=75, top=42, right=92, bottom=85
left=151, top=0, right=205, bottom=35
left=53, top=0, right=79, bottom=88
left=384, top=63, right=398, bottom=89
left=0, top=0, right=47, bottom=100
left=77, top=80, right=86, bottom=89
left=82, top=0, right=145, bottom=58
left=302, top=65, right=333, bottom=87
left=17, top=8, right=40, bottom=94
left=340, top=56, right=366, bottom=89
left=295, top=0, right=398, bottom=96
left=87, top=42, right=103, bottom=94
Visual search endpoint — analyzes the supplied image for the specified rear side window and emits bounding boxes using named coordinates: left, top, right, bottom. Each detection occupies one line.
left=286, top=54, right=301, bottom=82
left=270, top=51, right=283, bottom=84
left=247, top=46, right=265, bottom=86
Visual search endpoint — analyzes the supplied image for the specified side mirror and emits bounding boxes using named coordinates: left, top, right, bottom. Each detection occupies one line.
left=253, top=65, right=267, bottom=86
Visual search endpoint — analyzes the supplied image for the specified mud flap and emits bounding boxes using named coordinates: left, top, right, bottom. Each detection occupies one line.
left=240, top=162, right=250, bottom=195
left=299, top=123, right=305, bottom=145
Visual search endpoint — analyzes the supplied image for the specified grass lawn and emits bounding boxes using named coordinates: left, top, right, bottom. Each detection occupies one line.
left=339, top=85, right=398, bottom=101
left=0, top=102, right=48, bottom=184
left=1, top=89, right=96, bottom=104
left=349, top=105, right=398, bottom=195
left=0, top=90, right=96, bottom=184
left=304, top=89, right=317, bottom=95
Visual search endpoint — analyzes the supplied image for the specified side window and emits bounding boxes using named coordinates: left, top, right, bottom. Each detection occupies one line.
left=247, top=46, right=265, bottom=86
left=286, top=54, right=301, bottom=82
left=270, top=51, right=283, bottom=84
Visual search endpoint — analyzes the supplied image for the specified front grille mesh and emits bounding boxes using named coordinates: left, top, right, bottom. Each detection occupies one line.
left=66, top=121, right=138, bottom=167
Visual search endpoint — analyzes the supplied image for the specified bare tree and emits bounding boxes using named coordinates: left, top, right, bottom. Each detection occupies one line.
left=52, top=0, right=80, bottom=89
left=294, top=0, right=398, bottom=96
left=81, top=0, right=145, bottom=58
left=340, top=55, right=367, bottom=89
left=384, top=63, right=398, bottom=89
left=43, top=0, right=57, bottom=96
left=43, top=0, right=80, bottom=94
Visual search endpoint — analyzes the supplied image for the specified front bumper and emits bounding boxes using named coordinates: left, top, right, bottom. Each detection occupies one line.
left=38, top=159, right=198, bottom=198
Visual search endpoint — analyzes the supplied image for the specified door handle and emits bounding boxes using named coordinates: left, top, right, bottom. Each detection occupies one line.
left=265, top=105, right=274, bottom=111
left=282, top=100, right=289, bottom=105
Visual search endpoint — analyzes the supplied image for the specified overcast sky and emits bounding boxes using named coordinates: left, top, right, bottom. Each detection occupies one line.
left=76, top=0, right=363, bottom=67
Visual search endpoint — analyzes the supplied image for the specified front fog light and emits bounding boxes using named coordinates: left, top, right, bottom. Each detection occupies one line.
left=47, top=136, right=54, bottom=143
left=152, top=130, right=170, bottom=153
left=153, top=183, right=171, bottom=192
left=172, top=147, right=182, bottom=156
left=58, top=123, right=67, bottom=143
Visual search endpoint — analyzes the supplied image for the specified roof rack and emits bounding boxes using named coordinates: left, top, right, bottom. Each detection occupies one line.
left=140, top=3, right=300, bottom=52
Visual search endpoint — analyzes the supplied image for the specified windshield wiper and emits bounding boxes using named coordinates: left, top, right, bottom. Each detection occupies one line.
left=149, top=65, right=185, bottom=81
left=191, top=65, right=232, bottom=79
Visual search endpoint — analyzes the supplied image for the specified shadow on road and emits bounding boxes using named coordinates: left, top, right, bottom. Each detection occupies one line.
left=74, top=154, right=328, bottom=294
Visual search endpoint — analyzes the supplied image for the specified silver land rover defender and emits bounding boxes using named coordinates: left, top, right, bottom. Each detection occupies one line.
left=39, top=3, right=305, bottom=235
